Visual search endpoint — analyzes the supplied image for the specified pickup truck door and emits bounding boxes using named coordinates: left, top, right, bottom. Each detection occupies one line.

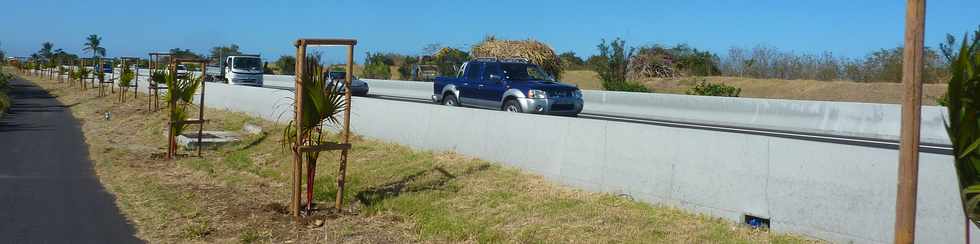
left=457, top=62, right=483, bottom=106
left=477, top=62, right=507, bottom=109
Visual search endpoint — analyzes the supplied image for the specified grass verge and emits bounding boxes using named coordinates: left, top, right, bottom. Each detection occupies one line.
left=558, top=70, right=947, bottom=105
left=26, top=74, right=819, bottom=243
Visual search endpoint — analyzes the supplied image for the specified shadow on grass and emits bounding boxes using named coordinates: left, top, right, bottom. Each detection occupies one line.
left=236, top=133, right=267, bottom=151
left=356, top=163, right=492, bottom=206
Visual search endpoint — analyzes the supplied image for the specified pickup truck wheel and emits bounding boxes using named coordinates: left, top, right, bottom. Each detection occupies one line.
left=443, top=95, right=459, bottom=106
left=504, top=99, right=522, bottom=112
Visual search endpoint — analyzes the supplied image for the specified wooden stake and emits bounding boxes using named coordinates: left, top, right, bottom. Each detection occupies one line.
left=894, top=0, right=926, bottom=243
left=336, top=44, right=354, bottom=210
left=291, top=42, right=307, bottom=217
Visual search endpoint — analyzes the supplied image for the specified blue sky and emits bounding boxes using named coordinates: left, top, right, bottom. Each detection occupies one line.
left=1, top=0, right=977, bottom=62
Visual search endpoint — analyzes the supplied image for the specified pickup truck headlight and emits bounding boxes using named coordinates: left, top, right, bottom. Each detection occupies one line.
left=573, top=90, right=582, bottom=98
left=528, top=89, right=547, bottom=99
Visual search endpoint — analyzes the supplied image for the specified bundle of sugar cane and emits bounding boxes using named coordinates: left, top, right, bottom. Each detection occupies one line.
left=470, top=36, right=564, bottom=80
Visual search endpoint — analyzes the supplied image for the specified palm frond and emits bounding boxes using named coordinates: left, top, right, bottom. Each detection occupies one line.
left=119, top=66, right=134, bottom=87
left=280, top=54, right=347, bottom=160
left=949, top=32, right=980, bottom=225
left=164, top=71, right=201, bottom=136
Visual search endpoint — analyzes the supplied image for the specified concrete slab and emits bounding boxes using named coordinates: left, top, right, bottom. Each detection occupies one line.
left=177, top=131, right=241, bottom=150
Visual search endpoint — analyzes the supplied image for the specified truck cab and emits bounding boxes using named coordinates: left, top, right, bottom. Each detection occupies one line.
left=222, top=55, right=264, bottom=86
left=432, top=58, right=583, bottom=116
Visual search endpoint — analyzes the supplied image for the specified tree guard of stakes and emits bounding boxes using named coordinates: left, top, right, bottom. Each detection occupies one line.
left=147, top=52, right=171, bottom=111
left=289, top=38, right=357, bottom=217
left=116, top=57, right=140, bottom=102
left=97, top=57, right=115, bottom=97
left=77, top=58, right=95, bottom=90
left=165, top=57, right=209, bottom=160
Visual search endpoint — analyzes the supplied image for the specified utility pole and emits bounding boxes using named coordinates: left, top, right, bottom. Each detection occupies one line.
left=894, top=0, right=926, bottom=243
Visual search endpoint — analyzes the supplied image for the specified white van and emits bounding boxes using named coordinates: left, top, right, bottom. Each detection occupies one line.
left=222, top=55, right=264, bottom=86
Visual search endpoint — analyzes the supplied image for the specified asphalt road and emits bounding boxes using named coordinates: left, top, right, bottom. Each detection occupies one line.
left=0, top=78, right=141, bottom=243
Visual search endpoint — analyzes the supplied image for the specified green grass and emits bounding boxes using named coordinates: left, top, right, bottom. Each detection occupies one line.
left=30, top=75, right=819, bottom=243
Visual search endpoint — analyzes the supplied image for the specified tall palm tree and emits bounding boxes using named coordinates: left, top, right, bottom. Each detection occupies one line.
left=39, top=42, right=54, bottom=59
left=82, top=34, right=106, bottom=59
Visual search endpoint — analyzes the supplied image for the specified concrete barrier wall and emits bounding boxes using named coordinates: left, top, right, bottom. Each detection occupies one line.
left=581, top=91, right=949, bottom=145
left=266, top=77, right=951, bottom=145
left=184, top=82, right=974, bottom=243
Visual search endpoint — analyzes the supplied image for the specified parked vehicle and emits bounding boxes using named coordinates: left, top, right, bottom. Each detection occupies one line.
left=326, top=71, right=369, bottom=96
left=432, top=58, right=583, bottom=116
left=220, top=55, right=264, bottom=86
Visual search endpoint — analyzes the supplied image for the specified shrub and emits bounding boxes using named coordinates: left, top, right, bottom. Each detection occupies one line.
left=559, top=51, right=587, bottom=70
left=397, top=56, right=419, bottom=80
left=274, top=55, right=296, bottom=75
left=686, top=79, right=741, bottom=97
left=432, top=47, right=470, bottom=77
left=591, top=38, right=650, bottom=92
left=604, top=81, right=649, bottom=92
left=719, top=45, right=947, bottom=83
left=362, top=52, right=392, bottom=79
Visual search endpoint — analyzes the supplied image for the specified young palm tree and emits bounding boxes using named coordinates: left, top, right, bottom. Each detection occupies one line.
left=948, top=34, right=980, bottom=224
left=82, top=34, right=106, bottom=59
left=118, top=65, right=135, bottom=102
left=282, top=55, right=347, bottom=211
left=165, top=71, right=201, bottom=157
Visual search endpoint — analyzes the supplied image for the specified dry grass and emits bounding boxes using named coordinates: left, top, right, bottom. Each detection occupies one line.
left=28, top=75, right=819, bottom=243
left=471, top=37, right=563, bottom=79
left=559, top=70, right=948, bottom=105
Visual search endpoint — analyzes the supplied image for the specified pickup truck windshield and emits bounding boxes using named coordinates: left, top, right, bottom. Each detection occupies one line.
left=233, top=57, right=262, bottom=71
left=501, top=63, right=553, bottom=81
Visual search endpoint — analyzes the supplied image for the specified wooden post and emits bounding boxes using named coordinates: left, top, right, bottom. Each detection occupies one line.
left=291, top=42, right=307, bottom=217
left=336, top=44, right=354, bottom=210
left=894, top=0, right=926, bottom=243
left=167, top=56, right=176, bottom=160
left=197, top=61, right=206, bottom=157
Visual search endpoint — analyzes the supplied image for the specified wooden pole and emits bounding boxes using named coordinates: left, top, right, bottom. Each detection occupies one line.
left=197, top=61, right=205, bottom=157
left=336, top=44, right=354, bottom=210
left=894, top=0, right=926, bottom=243
left=291, top=42, right=306, bottom=217
left=167, top=56, right=177, bottom=160
left=148, top=55, right=153, bottom=112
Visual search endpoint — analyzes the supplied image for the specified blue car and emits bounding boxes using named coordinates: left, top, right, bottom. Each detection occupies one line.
left=432, top=58, right=583, bottom=116
left=326, top=71, right=369, bottom=96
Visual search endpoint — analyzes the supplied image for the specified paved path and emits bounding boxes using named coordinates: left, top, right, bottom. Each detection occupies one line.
left=0, top=78, right=141, bottom=243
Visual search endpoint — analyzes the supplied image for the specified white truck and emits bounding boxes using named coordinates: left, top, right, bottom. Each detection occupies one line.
left=218, top=55, right=264, bottom=86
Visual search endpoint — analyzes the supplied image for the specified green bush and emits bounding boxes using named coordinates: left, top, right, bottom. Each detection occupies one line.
left=362, top=52, right=392, bottom=79
left=604, top=80, right=649, bottom=92
left=274, top=55, right=295, bottom=75
left=686, top=79, right=741, bottom=97
left=397, top=56, right=419, bottom=80
left=590, top=38, right=651, bottom=92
